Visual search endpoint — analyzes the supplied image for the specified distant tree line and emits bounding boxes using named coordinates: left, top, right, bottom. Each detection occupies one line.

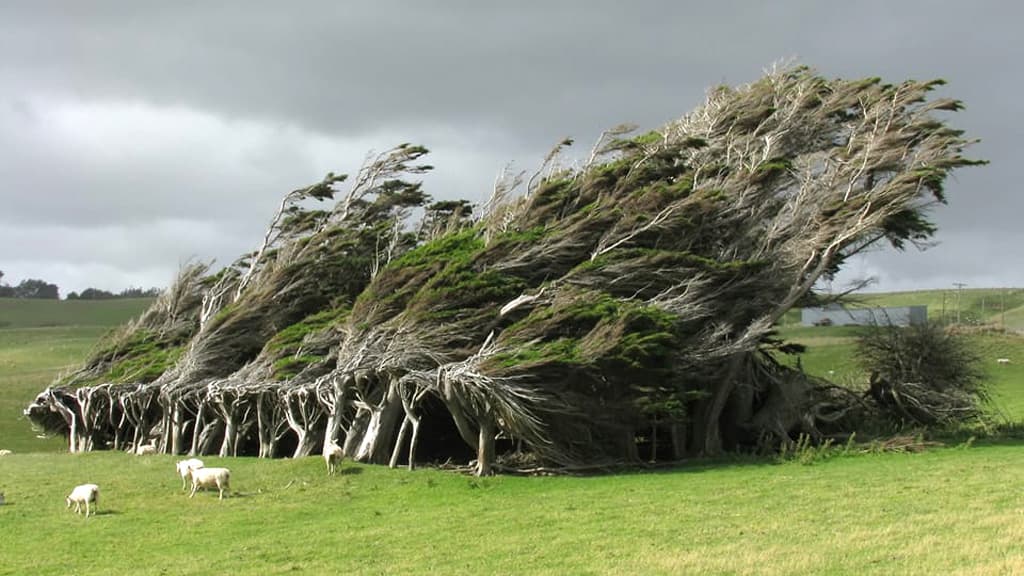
left=66, top=287, right=162, bottom=300
left=0, top=269, right=160, bottom=300
left=0, top=270, right=59, bottom=299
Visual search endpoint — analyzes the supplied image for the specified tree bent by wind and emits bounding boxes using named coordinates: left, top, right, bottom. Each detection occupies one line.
left=25, top=65, right=985, bottom=474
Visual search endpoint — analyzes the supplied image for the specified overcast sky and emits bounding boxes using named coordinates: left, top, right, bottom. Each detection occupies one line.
left=0, top=1, right=1019, bottom=296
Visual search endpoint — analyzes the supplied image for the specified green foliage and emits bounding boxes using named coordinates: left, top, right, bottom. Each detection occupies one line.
left=103, top=344, right=183, bottom=384
left=631, top=130, right=662, bottom=146
left=751, top=157, right=794, bottom=186
left=388, top=227, right=529, bottom=316
left=271, top=354, right=324, bottom=380
left=880, top=208, right=938, bottom=250
left=389, top=227, right=483, bottom=269
left=497, top=337, right=582, bottom=367
left=87, top=329, right=186, bottom=384
left=415, top=268, right=527, bottom=316
left=490, top=225, right=548, bottom=246
left=264, top=307, right=349, bottom=355
left=595, top=304, right=679, bottom=369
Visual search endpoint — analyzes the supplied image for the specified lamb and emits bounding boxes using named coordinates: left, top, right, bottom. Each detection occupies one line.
left=0, top=449, right=12, bottom=456
left=66, top=483, right=99, bottom=517
left=175, top=458, right=205, bottom=491
left=324, top=442, right=344, bottom=476
left=188, top=467, right=231, bottom=500
left=135, top=443, right=157, bottom=455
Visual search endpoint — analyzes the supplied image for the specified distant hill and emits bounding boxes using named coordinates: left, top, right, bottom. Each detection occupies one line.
left=0, top=297, right=154, bottom=329
left=787, top=288, right=1024, bottom=332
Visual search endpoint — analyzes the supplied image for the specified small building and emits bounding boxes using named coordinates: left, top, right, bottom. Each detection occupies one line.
left=801, top=304, right=927, bottom=327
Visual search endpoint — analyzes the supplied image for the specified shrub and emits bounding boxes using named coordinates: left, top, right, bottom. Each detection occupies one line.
left=857, top=321, right=988, bottom=425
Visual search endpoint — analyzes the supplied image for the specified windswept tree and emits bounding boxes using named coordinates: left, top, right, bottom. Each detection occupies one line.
left=860, top=321, right=987, bottom=426
left=27, top=65, right=983, bottom=472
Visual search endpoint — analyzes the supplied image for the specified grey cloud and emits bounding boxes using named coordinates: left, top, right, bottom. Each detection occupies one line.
left=0, top=1, right=1020, bottom=293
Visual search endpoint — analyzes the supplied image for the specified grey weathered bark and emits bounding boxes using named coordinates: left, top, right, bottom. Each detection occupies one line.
left=282, top=386, right=324, bottom=457
left=476, top=418, right=496, bottom=476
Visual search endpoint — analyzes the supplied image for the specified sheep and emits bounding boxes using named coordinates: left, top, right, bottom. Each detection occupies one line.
left=175, top=458, right=205, bottom=491
left=0, top=492, right=5, bottom=506
left=324, top=442, right=344, bottom=476
left=188, top=467, right=230, bottom=500
left=135, top=443, right=157, bottom=455
left=0, top=449, right=12, bottom=456
left=997, top=358, right=1011, bottom=365
left=66, top=483, right=99, bottom=517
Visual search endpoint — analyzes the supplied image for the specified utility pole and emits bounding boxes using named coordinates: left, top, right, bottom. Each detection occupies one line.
left=953, top=282, right=967, bottom=324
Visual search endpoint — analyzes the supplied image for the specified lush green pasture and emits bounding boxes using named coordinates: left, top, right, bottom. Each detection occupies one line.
left=0, top=297, right=153, bottom=329
left=0, top=298, right=152, bottom=452
left=2, top=446, right=1024, bottom=575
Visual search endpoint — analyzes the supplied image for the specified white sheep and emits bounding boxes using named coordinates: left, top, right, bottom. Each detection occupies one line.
left=135, top=443, right=157, bottom=455
left=0, top=449, right=12, bottom=456
left=188, top=467, right=231, bottom=500
left=175, top=458, right=205, bottom=491
left=66, top=483, right=99, bottom=517
left=997, top=358, right=1011, bottom=365
left=324, top=442, right=344, bottom=476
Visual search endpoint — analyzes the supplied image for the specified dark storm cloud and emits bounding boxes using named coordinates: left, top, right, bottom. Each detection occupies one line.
left=0, top=1, right=1020, bottom=293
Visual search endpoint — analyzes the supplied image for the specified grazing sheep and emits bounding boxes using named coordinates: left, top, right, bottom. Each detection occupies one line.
left=66, top=484, right=99, bottom=517
left=997, top=358, right=1011, bottom=365
left=189, top=467, right=230, bottom=500
left=135, top=444, right=157, bottom=455
left=324, top=442, right=344, bottom=476
left=0, top=449, right=12, bottom=456
left=175, top=458, right=205, bottom=491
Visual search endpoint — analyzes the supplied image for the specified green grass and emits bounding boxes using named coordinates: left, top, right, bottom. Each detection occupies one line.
left=2, top=446, right=1024, bottom=575
left=0, top=297, right=154, bottom=329
left=3, top=294, right=1024, bottom=573
left=0, top=298, right=153, bottom=452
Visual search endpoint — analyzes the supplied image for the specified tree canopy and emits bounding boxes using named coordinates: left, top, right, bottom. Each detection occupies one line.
left=25, top=65, right=985, bottom=474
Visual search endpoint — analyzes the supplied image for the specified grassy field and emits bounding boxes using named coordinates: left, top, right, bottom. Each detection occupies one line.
left=0, top=297, right=154, bottom=329
left=2, top=444, right=1024, bottom=569
left=0, top=298, right=152, bottom=452
left=2, top=294, right=1024, bottom=574
left=3, top=445, right=1024, bottom=575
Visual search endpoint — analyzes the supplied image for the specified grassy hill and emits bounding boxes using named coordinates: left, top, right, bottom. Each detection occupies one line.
left=0, top=298, right=153, bottom=452
left=853, top=288, right=1024, bottom=331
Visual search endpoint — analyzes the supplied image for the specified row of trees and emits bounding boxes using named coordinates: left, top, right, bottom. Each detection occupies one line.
left=24, top=65, right=987, bottom=474
left=0, top=270, right=161, bottom=300
left=0, top=272, right=59, bottom=299
left=66, top=287, right=163, bottom=300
